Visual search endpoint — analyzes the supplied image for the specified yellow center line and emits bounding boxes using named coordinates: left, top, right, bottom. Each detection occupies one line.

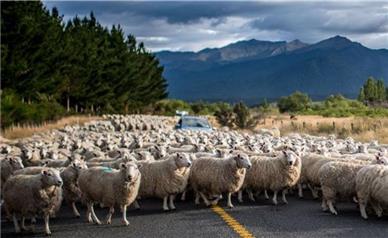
left=211, top=205, right=255, bottom=238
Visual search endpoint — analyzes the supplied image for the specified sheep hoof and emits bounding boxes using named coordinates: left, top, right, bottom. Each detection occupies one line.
left=227, top=205, right=234, bottom=209
left=106, top=220, right=111, bottom=224
left=75, top=214, right=81, bottom=218
left=122, top=220, right=129, bottom=226
left=163, top=208, right=170, bottom=212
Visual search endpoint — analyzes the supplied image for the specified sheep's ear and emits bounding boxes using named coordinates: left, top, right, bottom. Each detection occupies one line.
left=137, top=164, right=142, bottom=169
left=282, top=150, right=287, bottom=156
left=72, top=162, right=77, bottom=167
left=42, top=170, right=48, bottom=175
left=375, top=155, right=381, bottom=161
left=177, top=153, right=181, bottom=158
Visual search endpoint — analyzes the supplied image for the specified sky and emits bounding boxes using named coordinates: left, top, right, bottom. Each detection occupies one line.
left=43, top=1, right=388, bottom=52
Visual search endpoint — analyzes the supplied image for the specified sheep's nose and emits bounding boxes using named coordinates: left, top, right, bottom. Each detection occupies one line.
left=128, top=176, right=132, bottom=181
left=247, top=165, right=251, bottom=169
left=187, top=162, right=192, bottom=167
left=57, top=181, right=63, bottom=186
left=289, top=161, right=293, bottom=165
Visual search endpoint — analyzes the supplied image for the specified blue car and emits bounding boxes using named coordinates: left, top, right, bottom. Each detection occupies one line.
left=175, top=116, right=213, bottom=132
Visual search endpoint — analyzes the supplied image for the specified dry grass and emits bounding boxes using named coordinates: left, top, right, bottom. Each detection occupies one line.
left=254, top=115, right=388, bottom=143
left=1, top=116, right=101, bottom=140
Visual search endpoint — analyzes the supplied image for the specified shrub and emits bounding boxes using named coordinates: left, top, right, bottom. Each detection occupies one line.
left=233, top=102, right=257, bottom=129
left=277, top=91, right=311, bottom=113
left=214, top=103, right=234, bottom=127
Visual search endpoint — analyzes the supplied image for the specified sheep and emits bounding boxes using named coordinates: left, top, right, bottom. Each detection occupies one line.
left=355, top=155, right=388, bottom=219
left=238, top=150, right=301, bottom=205
left=78, top=162, right=141, bottom=225
left=1, top=156, right=24, bottom=185
left=318, top=157, right=385, bottom=215
left=3, top=168, right=63, bottom=235
left=60, top=158, right=88, bottom=218
left=136, top=153, right=191, bottom=211
left=189, top=153, right=251, bottom=208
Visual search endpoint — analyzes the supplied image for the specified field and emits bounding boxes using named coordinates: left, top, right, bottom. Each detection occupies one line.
left=2, top=114, right=388, bottom=145
left=1, top=116, right=101, bottom=140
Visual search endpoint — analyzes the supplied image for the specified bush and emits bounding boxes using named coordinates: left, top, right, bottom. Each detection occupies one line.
left=152, top=99, right=192, bottom=116
left=1, top=90, right=65, bottom=128
left=278, top=91, right=311, bottom=113
left=233, top=102, right=257, bottom=129
left=214, top=103, right=234, bottom=127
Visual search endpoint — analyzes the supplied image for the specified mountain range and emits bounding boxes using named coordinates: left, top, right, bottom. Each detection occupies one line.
left=155, top=36, right=388, bottom=104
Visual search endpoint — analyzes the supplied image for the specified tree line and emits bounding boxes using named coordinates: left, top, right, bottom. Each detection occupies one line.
left=1, top=1, right=167, bottom=128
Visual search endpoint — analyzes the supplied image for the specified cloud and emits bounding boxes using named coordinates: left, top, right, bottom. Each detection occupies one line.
left=43, top=1, right=388, bottom=51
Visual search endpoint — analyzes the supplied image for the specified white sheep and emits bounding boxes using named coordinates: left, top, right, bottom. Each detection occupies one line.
left=136, top=153, right=191, bottom=211
left=238, top=150, right=301, bottom=205
left=78, top=162, right=141, bottom=225
left=189, top=153, right=251, bottom=208
left=3, top=168, right=63, bottom=235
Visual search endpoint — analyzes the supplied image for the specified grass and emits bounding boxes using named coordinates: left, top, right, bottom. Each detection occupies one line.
left=254, top=115, right=388, bottom=144
left=1, top=115, right=101, bottom=140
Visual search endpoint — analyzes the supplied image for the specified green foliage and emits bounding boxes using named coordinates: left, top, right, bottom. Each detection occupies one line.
left=214, top=103, right=234, bottom=127
left=302, top=94, right=388, bottom=117
left=358, top=77, right=386, bottom=103
left=1, top=90, right=65, bottom=128
left=152, top=99, right=192, bottom=116
left=1, top=2, right=167, bottom=127
left=277, top=91, right=311, bottom=113
left=233, top=102, right=257, bottom=129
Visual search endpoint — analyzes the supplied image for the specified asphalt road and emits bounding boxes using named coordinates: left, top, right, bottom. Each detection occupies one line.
left=1, top=193, right=388, bottom=238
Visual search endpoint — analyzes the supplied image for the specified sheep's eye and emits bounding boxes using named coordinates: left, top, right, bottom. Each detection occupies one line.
left=48, top=173, right=52, bottom=176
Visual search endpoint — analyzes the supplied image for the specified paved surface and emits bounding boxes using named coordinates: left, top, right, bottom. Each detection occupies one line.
left=1, top=193, right=388, bottom=238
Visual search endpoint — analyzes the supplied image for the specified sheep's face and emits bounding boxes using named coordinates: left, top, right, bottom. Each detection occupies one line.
left=375, top=154, right=388, bottom=165
left=72, top=159, right=88, bottom=170
left=8, top=157, right=24, bottom=170
left=283, top=151, right=299, bottom=166
left=42, top=169, right=63, bottom=187
left=120, top=162, right=140, bottom=183
left=175, top=153, right=192, bottom=168
left=156, top=146, right=167, bottom=158
left=234, top=154, right=251, bottom=169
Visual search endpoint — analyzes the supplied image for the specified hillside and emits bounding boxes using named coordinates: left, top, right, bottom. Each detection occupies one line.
left=156, top=36, right=388, bottom=104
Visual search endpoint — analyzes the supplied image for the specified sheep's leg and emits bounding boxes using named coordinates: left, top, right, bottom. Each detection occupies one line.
left=44, top=214, right=51, bottom=235
left=21, top=216, right=27, bottom=231
left=194, top=193, right=200, bottom=205
left=169, top=195, right=176, bottom=210
left=133, top=200, right=140, bottom=209
left=181, top=191, right=186, bottom=201
left=321, top=198, right=328, bottom=212
left=122, top=205, right=129, bottom=226
left=282, top=189, right=288, bottom=204
left=226, top=193, right=234, bottom=208
left=163, top=196, right=169, bottom=211
left=72, top=202, right=81, bottom=218
left=89, top=203, right=102, bottom=224
left=86, top=205, right=93, bottom=223
left=272, top=191, right=278, bottom=205
left=371, top=203, right=383, bottom=217
left=105, top=207, right=114, bottom=224
left=264, top=190, right=270, bottom=200
left=359, top=203, right=368, bottom=219
left=211, top=195, right=220, bottom=206
left=308, top=184, right=319, bottom=199
left=12, top=213, right=21, bottom=233
left=297, top=183, right=303, bottom=198
left=199, top=192, right=211, bottom=206
left=248, top=189, right=255, bottom=202
left=238, top=190, right=243, bottom=203
left=353, top=196, right=359, bottom=204
left=327, top=200, right=338, bottom=215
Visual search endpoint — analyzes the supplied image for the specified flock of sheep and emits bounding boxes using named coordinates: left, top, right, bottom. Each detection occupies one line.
left=1, top=114, right=388, bottom=235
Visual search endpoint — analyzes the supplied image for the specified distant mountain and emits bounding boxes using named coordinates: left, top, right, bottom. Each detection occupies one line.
left=155, top=36, right=388, bottom=104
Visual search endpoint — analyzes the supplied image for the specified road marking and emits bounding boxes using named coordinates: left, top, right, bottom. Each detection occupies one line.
left=211, top=205, right=255, bottom=238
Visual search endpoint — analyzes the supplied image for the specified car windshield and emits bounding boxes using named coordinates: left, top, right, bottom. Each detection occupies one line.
left=182, top=118, right=210, bottom=128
